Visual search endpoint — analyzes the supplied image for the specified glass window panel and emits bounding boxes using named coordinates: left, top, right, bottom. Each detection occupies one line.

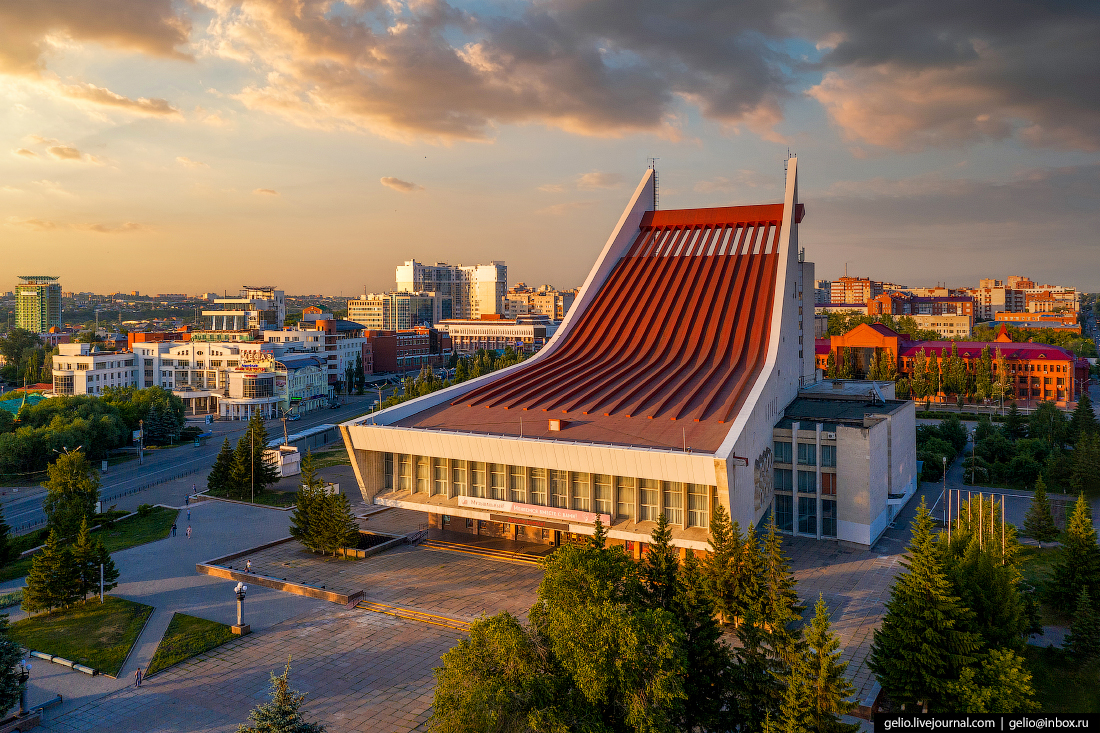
left=662, top=481, right=684, bottom=526
left=773, top=441, right=792, bottom=464
left=822, top=500, right=837, bottom=537
left=384, top=453, right=394, bottom=490
left=821, top=472, right=837, bottom=496
left=529, top=468, right=547, bottom=505
left=820, top=444, right=837, bottom=468
left=490, top=463, right=506, bottom=500
left=571, top=472, right=591, bottom=512
left=798, top=496, right=817, bottom=535
left=594, top=474, right=612, bottom=516
left=639, top=479, right=659, bottom=522
left=797, top=443, right=816, bottom=466
left=471, top=461, right=486, bottom=498
left=775, top=494, right=793, bottom=532
left=797, top=470, right=817, bottom=494
left=550, top=470, right=568, bottom=508
left=433, top=458, right=446, bottom=496
left=415, top=456, right=429, bottom=494
left=616, top=476, right=635, bottom=519
left=451, top=460, right=467, bottom=497
left=509, top=466, right=526, bottom=503
left=774, top=468, right=793, bottom=492
left=687, top=483, right=709, bottom=528
left=398, top=454, right=412, bottom=492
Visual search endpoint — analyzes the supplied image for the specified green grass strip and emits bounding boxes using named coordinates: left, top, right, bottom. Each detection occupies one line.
left=146, top=612, right=235, bottom=676
left=8, top=596, right=153, bottom=677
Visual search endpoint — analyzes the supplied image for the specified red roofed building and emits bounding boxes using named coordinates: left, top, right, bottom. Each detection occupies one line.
left=342, top=161, right=918, bottom=550
left=815, top=322, right=1084, bottom=405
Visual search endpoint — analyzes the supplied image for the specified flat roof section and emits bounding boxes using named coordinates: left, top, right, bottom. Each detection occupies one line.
left=396, top=203, right=788, bottom=453
left=779, top=396, right=908, bottom=429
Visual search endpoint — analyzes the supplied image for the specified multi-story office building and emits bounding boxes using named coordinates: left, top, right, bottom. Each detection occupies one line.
left=867, top=292, right=974, bottom=324
left=342, top=161, right=918, bottom=550
left=396, top=261, right=507, bottom=319
left=907, top=314, right=972, bottom=338
left=504, top=284, right=577, bottom=321
left=813, top=279, right=832, bottom=305
left=263, top=319, right=367, bottom=390
left=51, top=343, right=137, bottom=396
left=16, top=276, right=62, bottom=333
left=201, top=286, right=285, bottom=330
left=348, top=292, right=450, bottom=330
left=363, top=327, right=451, bottom=374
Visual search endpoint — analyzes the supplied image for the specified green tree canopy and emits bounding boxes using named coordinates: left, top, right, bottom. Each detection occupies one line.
left=1023, top=476, right=1059, bottom=545
left=42, top=450, right=100, bottom=539
left=1048, top=493, right=1100, bottom=607
left=238, top=659, right=326, bottom=733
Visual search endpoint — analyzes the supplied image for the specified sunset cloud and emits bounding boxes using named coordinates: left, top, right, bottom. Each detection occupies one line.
left=5, top=217, right=150, bottom=233
left=57, top=82, right=180, bottom=116
left=253, top=188, right=278, bottom=196
left=380, top=177, right=423, bottom=193
left=576, top=172, right=624, bottom=190
left=176, top=156, right=208, bottom=168
left=6, top=217, right=58, bottom=231
left=13, top=149, right=37, bottom=158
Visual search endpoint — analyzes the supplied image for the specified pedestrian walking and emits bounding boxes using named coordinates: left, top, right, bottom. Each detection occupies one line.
left=187, top=508, right=191, bottom=521
left=134, top=667, right=143, bottom=687
left=246, top=559, right=252, bottom=574
left=171, top=523, right=177, bottom=537
left=185, top=495, right=189, bottom=507
left=186, top=525, right=192, bottom=540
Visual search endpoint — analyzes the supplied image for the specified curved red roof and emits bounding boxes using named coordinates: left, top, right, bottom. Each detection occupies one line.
left=395, top=203, right=788, bottom=451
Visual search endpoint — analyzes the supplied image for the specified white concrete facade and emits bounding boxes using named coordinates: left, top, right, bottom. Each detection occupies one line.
left=52, top=343, right=137, bottom=395
left=396, top=261, right=507, bottom=319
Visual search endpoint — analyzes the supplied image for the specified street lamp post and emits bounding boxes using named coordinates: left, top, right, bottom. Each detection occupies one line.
left=17, top=658, right=29, bottom=715
left=139, top=418, right=144, bottom=465
left=232, top=582, right=250, bottom=635
left=942, top=455, right=948, bottom=525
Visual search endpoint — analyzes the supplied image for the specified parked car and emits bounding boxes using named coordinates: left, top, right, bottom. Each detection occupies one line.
left=286, top=413, right=302, bottom=421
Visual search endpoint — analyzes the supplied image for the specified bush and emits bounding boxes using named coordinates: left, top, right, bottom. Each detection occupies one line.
left=137, top=504, right=154, bottom=517
left=179, top=426, right=203, bottom=442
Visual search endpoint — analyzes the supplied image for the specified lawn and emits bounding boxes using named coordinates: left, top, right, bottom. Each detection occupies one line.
left=306, top=447, right=351, bottom=470
left=1016, top=544, right=1069, bottom=625
left=8, top=596, right=153, bottom=677
left=207, top=488, right=298, bottom=507
left=146, top=613, right=235, bottom=676
left=1024, top=644, right=1100, bottom=713
left=0, top=507, right=179, bottom=583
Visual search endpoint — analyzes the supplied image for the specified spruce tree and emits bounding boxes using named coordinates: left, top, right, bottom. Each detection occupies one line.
left=1005, top=402, right=1025, bottom=440
left=803, top=595, right=860, bottom=733
left=71, top=517, right=98, bottom=603
left=290, top=450, right=323, bottom=551
left=589, top=514, right=608, bottom=549
left=319, top=491, right=358, bottom=555
left=230, top=437, right=253, bottom=501
left=1070, top=432, right=1100, bottom=496
left=704, top=503, right=737, bottom=624
left=760, top=520, right=803, bottom=665
left=207, top=438, right=235, bottom=496
left=641, top=513, right=679, bottom=611
left=868, top=498, right=981, bottom=711
left=777, top=653, right=814, bottom=733
left=94, top=539, right=120, bottom=598
left=1068, top=391, right=1098, bottom=446
left=948, top=539, right=1028, bottom=650
left=1065, top=588, right=1100, bottom=662
left=0, top=504, right=13, bottom=565
left=22, top=530, right=79, bottom=613
left=731, top=524, right=781, bottom=730
left=239, top=659, right=326, bottom=733
left=1048, top=493, right=1100, bottom=607
left=246, top=413, right=281, bottom=493
left=673, top=550, right=734, bottom=732
left=1023, top=476, right=1059, bottom=546
left=947, top=649, right=1039, bottom=713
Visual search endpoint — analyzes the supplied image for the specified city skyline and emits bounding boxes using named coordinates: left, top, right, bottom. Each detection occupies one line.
left=1, top=1, right=1098, bottom=295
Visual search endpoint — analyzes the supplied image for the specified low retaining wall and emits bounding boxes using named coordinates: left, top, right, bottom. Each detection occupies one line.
left=336, top=533, right=404, bottom=559
left=195, top=564, right=363, bottom=605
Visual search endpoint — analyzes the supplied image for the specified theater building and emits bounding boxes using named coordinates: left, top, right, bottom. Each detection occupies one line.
left=341, top=160, right=917, bottom=550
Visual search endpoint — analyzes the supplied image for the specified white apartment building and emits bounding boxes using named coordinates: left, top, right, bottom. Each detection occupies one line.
left=52, top=343, right=137, bottom=395
left=202, top=286, right=285, bottom=330
left=909, top=314, right=972, bottom=338
left=263, top=319, right=367, bottom=391
left=436, top=314, right=558, bottom=354
left=347, top=292, right=449, bottom=330
left=396, top=261, right=507, bottom=319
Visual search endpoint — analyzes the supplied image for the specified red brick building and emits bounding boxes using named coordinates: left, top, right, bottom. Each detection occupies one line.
left=867, top=292, right=974, bottom=321
left=816, top=323, right=1085, bottom=406
left=364, top=327, right=451, bottom=375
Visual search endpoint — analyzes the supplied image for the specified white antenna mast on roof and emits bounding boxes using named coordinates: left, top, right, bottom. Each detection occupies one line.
left=647, top=157, right=660, bottom=210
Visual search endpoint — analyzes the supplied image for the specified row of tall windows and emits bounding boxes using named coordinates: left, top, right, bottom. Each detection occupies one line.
left=773, top=494, right=837, bottom=538
left=774, top=440, right=837, bottom=468
left=383, top=454, right=714, bottom=529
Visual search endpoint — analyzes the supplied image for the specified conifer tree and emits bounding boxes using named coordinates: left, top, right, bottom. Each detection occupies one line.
left=290, top=451, right=323, bottom=552
left=868, top=498, right=981, bottom=711
left=230, top=437, right=253, bottom=501
left=239, top=659, right=326, bottom=733
left=42, top=450, right=100, bottom=540
left=1023, top=476, right=1059, bottom=546
left=71, top=516, right=99, bottom=602
left=947, top=538, right=1028, bottom=650
left=947, top=649, right=1039, bottom=713
left=641, top=513, right=679, bottom=611
left=1048, top=493, right=1100, bottom=607
left=673, top=550, right=734, bottom=732
left=803, top=595, right=860, bottom=733
left=760, top=520, right=803, bottom=665
left=94, top=538, right=120, bottom=598
left=777, top=655, right=813, bottom=733
left=589, top=514, right=608, bottom=549
left=1070, top=432, right=1100, bottom=496
left=704, top=503, right=738, bottom=624
left=731, top=524, right=781, bottom=730
left=319, top=491, right=358, bottom=556
left=1068, top=391, right=1098, bottom=446
left=1065, top=588, right=1100, bottom=662
left=22, top=530, right=79, bottom=613
left=207, top=438, right=235, bottom=496
left=1004, top=402, right=1025, bottom=440
left=0, top=504, right=13, bottom=566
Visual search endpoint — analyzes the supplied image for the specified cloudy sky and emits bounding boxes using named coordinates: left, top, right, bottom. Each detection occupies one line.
left=2, top=0, right=1098, bottom=296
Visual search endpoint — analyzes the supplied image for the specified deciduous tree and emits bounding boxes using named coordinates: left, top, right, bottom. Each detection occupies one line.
left=42, top=451, right=100, bottom=539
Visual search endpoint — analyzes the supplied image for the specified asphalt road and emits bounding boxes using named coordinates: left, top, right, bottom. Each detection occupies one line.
left=0, top=391, right=390, bottom=535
